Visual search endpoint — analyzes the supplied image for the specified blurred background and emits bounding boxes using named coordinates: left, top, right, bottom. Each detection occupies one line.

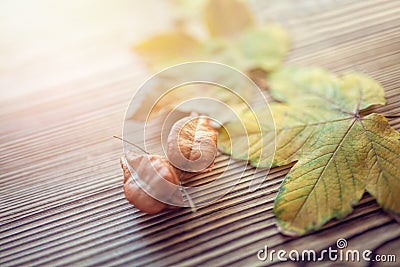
left=0, top=0, right=353, bottom=100
left=0, top=0, right=174, bottom=100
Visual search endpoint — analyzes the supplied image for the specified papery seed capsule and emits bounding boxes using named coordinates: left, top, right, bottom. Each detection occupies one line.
left=120, top=151, right=183, bottom=214
left=167, top=115, right=218, bottom=180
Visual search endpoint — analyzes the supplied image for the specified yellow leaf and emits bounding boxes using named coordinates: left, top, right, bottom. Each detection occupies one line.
left=204, top=0, right=254, bottom=37
left=134, top=32, right=203, bottom=70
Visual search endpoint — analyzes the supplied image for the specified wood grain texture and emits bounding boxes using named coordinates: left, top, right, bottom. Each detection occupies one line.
left=1, top=0, right=399, bottom=266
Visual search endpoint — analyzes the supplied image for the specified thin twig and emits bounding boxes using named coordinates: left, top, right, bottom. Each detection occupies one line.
left=113, top=136, right=149, bottom=154
left=179, top=181, right=197, bottom=213
left=178, top=172, right=197, bottom=213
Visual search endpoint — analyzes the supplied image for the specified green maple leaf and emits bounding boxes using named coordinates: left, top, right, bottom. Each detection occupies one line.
left=218, top=67, right=400, bottom=235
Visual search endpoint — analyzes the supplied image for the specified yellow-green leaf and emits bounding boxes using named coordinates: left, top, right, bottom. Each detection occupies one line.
left=233, top=25, right=290, bottom=71
left=218, top=67, right=400, bottom=235
left=268, top=67, right=386, bottom=111
left=274, top=118, right=366, bottom=235
left=133, top=0, right=290, bottom=72
left=268, top=67, right=339, bottom=103
left=362, top=114, right=400, bottom=215
left=219, top=102, right=350, bottom=168
left=134, top=25, right=289, bottom=72
left=339, top=73, right=386, bottom=112
left=274, top=113, right=400, bottom=235
left=219, top=68, right=386, bottom=168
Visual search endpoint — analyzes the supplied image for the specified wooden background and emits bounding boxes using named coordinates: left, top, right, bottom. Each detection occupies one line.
left=1, top=0, right=399, bottom=266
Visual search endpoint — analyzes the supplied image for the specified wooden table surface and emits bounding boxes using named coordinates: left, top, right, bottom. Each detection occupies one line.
left=1, top=0, right=399, bottom=266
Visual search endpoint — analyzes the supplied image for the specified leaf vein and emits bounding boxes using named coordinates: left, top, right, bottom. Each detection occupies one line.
left=289, top=119, right=357, bottom=224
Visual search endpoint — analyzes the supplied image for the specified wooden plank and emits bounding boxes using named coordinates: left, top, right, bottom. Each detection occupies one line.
left=1, top=0, right=399, bottom=266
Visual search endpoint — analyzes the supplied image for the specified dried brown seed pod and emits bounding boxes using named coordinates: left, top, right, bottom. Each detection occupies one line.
left=118, top=114, right=217, bottom=214
left=167, top=115, right=218, bottom=180
left=120, top=151, right=183, bottom=214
